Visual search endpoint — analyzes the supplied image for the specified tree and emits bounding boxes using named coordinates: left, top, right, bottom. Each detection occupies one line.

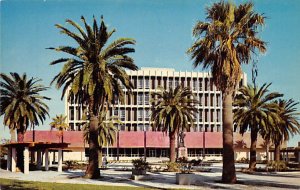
left=234, top=83, right=282, bottom=170
left=50, top=114, right=69, bottom=143
left=82, top=111, right=118, bottom=167
left=0, top=72, right=50, bottom=170
left=187, top=1, right=266, bottom=183
left=150, top=85, right=198, bottom=162
left=273, top=99, right=300, bottom=161
left=49, top=16, right=137, bottom=178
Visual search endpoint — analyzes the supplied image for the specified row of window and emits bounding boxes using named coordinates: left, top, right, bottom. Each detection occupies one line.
left=68, top=107, right=221, bottom=123
left=87, top=148, right=223, bottom=158
left=68, top=121, right=222, bottom=132
left=130, top=77, right=217, bottom=91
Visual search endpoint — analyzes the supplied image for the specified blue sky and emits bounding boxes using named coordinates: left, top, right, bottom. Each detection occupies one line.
left=1, top=0, right=300, bottom=146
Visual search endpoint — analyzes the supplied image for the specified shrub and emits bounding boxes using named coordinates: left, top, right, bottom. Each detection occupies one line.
left=176, top=157, right=188, bottom=163
left=165, top=162, right=181, bottom=172
left=132, top=158, right=150, bottom=171
left=236, top=157, right=249, bottom=163
left=64, top=160, right=79, bottom=170
left=190, top=159, right=202, bottom=166
left=267, top=161, right=287, bottom=172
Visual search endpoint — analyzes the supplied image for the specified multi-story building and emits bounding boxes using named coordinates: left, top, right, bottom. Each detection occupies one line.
left=66, top=67, right=247, bottom=131
left=62, top=67, right=263, bottom=161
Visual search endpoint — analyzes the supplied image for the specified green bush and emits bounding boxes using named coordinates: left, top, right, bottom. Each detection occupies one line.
left=132, top=158, right=150, bottom=171
left=64, top=160, right=79, bottom=170
left=267, top=161, right=287, bottom=171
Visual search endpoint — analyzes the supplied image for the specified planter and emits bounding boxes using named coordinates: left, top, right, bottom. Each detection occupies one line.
left=132, top=169, right=146, bottom=175
left=176, top=173, right=195, bottom=185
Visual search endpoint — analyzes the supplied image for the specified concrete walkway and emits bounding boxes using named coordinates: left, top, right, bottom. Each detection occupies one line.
left=1, top=163, right=299, bottom=189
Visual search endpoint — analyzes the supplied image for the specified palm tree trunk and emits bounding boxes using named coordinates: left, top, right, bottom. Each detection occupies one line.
left=265, top=141, right=269, bottom=171
left=274, top=143, right=281, bottom=161
left=85, top=104, right=100, bottom=179
left=249, top=129, right=258, bottom=170
left=221, top=92, right=237, bottom=183
left=16, top=128, right=24, bottom=172
left=169, top=131, right=176, bottom=163
left=266, top=140, right=269, bottom=163
left=10, top=128, right=16, bottom=142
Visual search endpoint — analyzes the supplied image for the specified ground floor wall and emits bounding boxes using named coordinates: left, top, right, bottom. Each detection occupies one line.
left=61, top=148, right=269, bottom=162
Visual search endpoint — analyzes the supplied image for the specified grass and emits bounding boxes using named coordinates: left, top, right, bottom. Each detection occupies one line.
left=0, top=178, right=152, bottom=190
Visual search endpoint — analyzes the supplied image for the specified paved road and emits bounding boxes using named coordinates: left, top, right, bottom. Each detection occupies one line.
left=0, top=163, right=299, bottom=189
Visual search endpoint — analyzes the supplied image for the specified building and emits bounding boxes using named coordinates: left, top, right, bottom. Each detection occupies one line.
left=60, top=67, right=267, bottom=161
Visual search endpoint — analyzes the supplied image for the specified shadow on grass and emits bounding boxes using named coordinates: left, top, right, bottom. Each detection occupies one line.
left=0, top=180, right=40, bottom=190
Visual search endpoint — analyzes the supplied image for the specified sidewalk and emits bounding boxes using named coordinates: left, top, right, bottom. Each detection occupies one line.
left=1, top=163, right=300, bottom=189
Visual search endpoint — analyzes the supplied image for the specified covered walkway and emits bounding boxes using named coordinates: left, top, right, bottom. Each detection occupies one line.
left=3, top=142, right=69, bottom=174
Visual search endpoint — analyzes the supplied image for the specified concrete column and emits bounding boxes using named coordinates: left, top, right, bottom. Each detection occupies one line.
left=11, top=147, right=16, bottom=172
left=7, top=147, right=11, bottom=171
left=58, top=149, right=62, bottom=172
left=24, top=147, right=29, bottom=174
left=37, top=150, right=42, bottom=169
left=49, top=152, right=53, bottom=167
left=45, top=149, right=49, bottom=171
left=42, top=151, right=46, bottom=166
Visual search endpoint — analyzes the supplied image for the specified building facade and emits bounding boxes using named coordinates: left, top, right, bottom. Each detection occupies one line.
left=65, top=67, right=253, bottom=160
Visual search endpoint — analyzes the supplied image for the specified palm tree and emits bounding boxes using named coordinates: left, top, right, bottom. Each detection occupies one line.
left=272, top=99, right=300, bottom=161
left=83, top=111, right=119, bottom=167
left=50, top=114, right=69, bottom=143
left=49, top=16, right=137, bottom=178
left=0, top=72, right=50, bottom=171
left=150, top=85, right=198, bottom=162
left=187, top=1, right=266, bottom=183
left=234, top=83, right=282, bottom=170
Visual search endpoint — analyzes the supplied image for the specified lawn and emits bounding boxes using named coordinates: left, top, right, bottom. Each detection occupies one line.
left=0, top=178, right=152, bottom=190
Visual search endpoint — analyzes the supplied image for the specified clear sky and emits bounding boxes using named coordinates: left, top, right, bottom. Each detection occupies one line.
left=1, top=0, right=300, bottom=146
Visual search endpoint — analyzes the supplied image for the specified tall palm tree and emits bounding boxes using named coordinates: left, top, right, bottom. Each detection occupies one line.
left=151, top=86, right=198, bottom=162
left=82, top=111, right=119, bottom=167
left=50, top=114, right=69, bottom=143
left=234, top=83, right=282, bottom=170
left=272, top=99, right=300, bottom=161
left=187, top=1, right=266, bottom=183
left=49, top=16, right=137, bottom=178
left=0, top=72, right=50, bottom=170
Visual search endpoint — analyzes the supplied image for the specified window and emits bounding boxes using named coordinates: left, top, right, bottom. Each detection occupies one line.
left=76, top=107, right=81, bottom=120
left=138, top=110, right=143, bottom=121
left=145, top=78, right=149, bottom=89
left=145, top=93, right=149, bottom=105
left=199, top=110, right=202, bottom=122
left=217, top=110, right=220, bottom=122
left=120, top=110, right=125, bottom=121
left=216, top=95, right=220, bottom=107
left=145, top=109, right=150, bottom=121
left=113, top=109, right=119, bottom=117
left=69, top=107, right=74, bottom=120
left=138, top=94, right=143, bottom=105
left=69, top=123, right=74, bottom=131
left=199, top=80, right=203, bottom=91
left=199, top=95, right=203, bottom=106
left=175, top=80, right=179, bottom=88
left=193, top=80, right=197, bottom=91
left=76, top=123, right=81, bottom=131
left=138, top=79, right=143, bottom=89
left=137, top=124, right=143, bottom=131
left=168, top=80, right=173, bottom=88
left=145, top=124, right=150, bottom=131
